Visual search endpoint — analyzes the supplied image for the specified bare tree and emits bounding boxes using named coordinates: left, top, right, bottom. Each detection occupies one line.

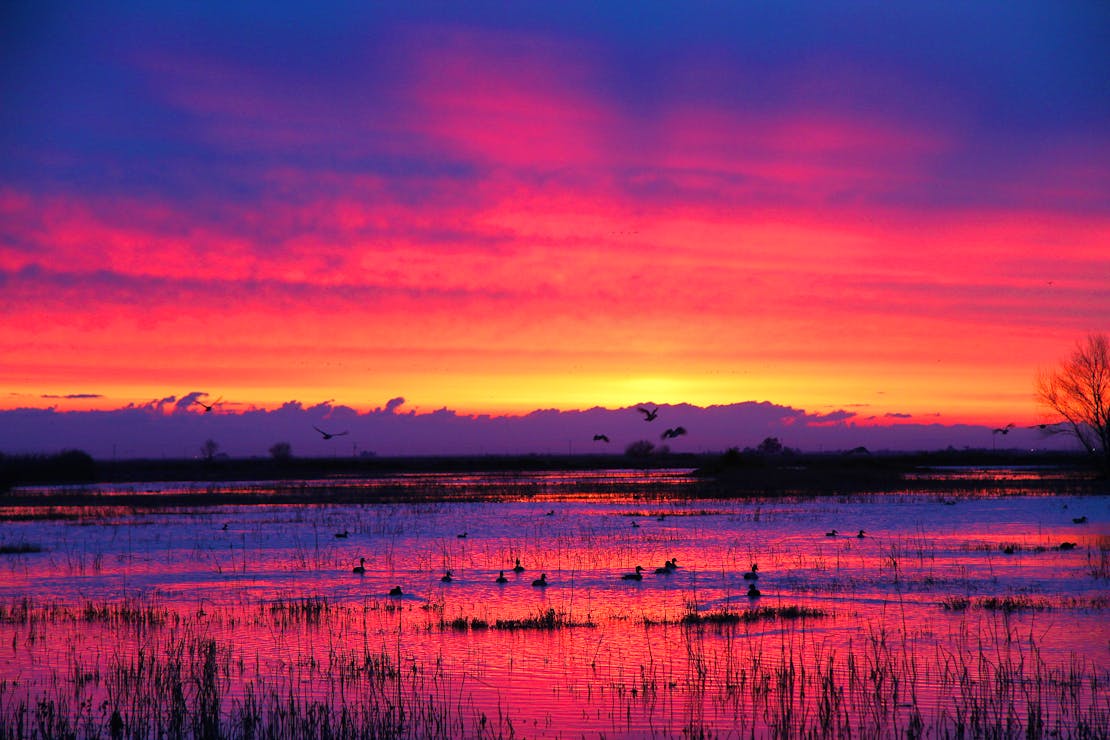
left=1036, top=332, right=1110, bottom=469
left=269, top=441, right=293, bottom=461
left=200, top=438, right=220, bottom=461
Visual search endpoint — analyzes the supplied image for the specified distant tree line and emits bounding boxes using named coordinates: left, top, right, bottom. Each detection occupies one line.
left=0, top=450, right=97, bottom=491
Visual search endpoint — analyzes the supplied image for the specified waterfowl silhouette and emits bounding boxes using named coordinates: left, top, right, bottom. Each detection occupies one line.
left=747, top=583, right=761, bottom=599
left=441, top=570, right=453, bottom=583
left=743, top=563, right=759, bottom=580
left=637, top=406, right=659, bottom=422
left=335, top=530, right=349, bottom=539
left=656, top=514, right=666, bottom=521
left=992, top=423, right=1015, bottom=435
left=631, top=520, right=640, bottom=528
left=512, top=558, right=525, bottom=573
left=195, top=396, right=222, bottom=414
left=546, top=510, right=555, bottom=516
left=532, top=573, right=548, bottom=587
left=352, top=557, right=366, bottom=574
left=457, top=532, right=467, bottom=538
left=856, top=530, right=866, bottom=539
left=1073, top=516, right=1088, bottom=524
left=1058, top=542, right=1078, bottom=551
left=388, top=586, right=403, bottom=596
left=655, top=559, right=677, bottom=575
left=622, top=565, right=645, bottom=581
left=593, top=434, right=610, bottom=443
left=221, top=523, right=228, bottom=531
left=313, top=425, right=349, bottom=440
left=496, top=570, right=508, bottom=583
left=825, top=529, right=838, bottom=537
left=661, top=426, right=687, bottom=440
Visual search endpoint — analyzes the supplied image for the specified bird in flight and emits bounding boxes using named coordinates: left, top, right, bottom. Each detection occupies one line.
left=992, top=423, right=1015, bottom=435
left=661, top=426, right=686, bottom=440
left=637, top=406, right=659, bottom=422
left=593, top=434, right=610, bottom=443
left=313, top=425, right=349, bottom=440
left=195, top=396, right=222, bottom=414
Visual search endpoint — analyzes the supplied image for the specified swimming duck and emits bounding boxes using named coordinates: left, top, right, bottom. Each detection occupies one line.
left=654, top=559, right=677, bottom=575
left=335, top=530, right=349, bottom=539
left=743, top=563, right=759, bottom=580
left=441, top=570, right=453, bottom=583
left=532, top=573, right=548, bottom=587
left=352, top=557, right=366, bottom=574
left=495, top=570, right=508, bottom=583
left=825, top=529, right=838, bottom=537
left=1073, top=516, right=1088, bottom=524
left=622, top=565, right=645, bottom=581
left=512, top=558, right=525, bottom=573
left=388, top=586, right=403, bottom=597
left=857, top=530, right=866, bottom=538
left=747, top=583, right=761, bottom=598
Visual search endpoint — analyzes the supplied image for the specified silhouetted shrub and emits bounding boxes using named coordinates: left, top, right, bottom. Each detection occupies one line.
left=268, top=442, right=293, bottom=461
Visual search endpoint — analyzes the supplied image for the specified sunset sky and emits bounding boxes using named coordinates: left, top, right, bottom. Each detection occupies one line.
left=3, top=2, right=1109, bottom=437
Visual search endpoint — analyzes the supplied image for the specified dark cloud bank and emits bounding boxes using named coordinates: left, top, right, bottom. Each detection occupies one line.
left=0, top=398, right=1071, bottom=460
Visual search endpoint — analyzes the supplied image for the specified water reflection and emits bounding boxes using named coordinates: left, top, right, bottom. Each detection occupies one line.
left=0, top=468, right=1106, bottom=736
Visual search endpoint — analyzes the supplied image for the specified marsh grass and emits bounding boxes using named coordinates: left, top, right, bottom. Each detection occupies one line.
left=492, top=608, right=595, bottom=631
left=0, top=595, right=1106, bottom=738
left=680, top=605, right=829, bottom=625
left=978, top=595, right=1053, bottom=613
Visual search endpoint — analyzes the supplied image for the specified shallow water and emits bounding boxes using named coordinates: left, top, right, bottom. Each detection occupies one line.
left=0, top=468, right=1107, bottom=737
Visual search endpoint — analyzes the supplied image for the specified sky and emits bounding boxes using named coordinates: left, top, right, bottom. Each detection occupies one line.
left=2, top=2, right=1109, bottom=456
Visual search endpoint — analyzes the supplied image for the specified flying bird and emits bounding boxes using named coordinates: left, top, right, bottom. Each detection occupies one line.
left=992, top=423, right=1015, bottom=435
left=661, top=426, right=687, bottom=440
left=195, top=396, right=222, bottom=414
left=313, top=426, right=349, bottom=440
left=637, top=406, right=659, bottom=422
left=593, top=434, right=610, bottom=443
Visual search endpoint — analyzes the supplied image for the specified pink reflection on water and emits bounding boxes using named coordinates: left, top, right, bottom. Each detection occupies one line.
left=0, top=469, right=1106, bottom=735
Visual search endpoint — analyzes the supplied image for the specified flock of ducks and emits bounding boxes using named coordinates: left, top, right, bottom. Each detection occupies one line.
left=344, top=521, right=889, bottom=599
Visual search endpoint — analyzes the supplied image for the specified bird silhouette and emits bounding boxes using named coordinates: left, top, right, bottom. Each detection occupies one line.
left=195, top=396, right=222, bottom=414
left=621, top=565, right=645, bottom=581
left=593, top=434, right=610, bottom=443
left=457, top=532, right=467, bottom=538
left=992, top=423, right=1015, bottom=435
left=654, top=559, right=677, bottom=574
left=747, top=583, right=761, bottom=599
left=313, top=425, right=349, bottom=440
left=496, top=570, right=508, bottom=583
left=441, top=570, right=453, bottom=583
left=637, top=406, right=659, bottom=421
left=531, top=573, right=548, bottom=587
left=661, top=426, right=687, bottom=440
left=388, top=586, right=403, bottom=596
left=825, top=529, right=838, bottom=537
left=335, top=530, right=349, bottom=539
left=743, top=563, right=759, bottom=580
left=352, top=557, right=366, bottom=574
left=1073, top=516, right=1088, bottom=524
left=856, top=530, right=866, bottom=538
left=512, top=558, right=525, bottom=573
